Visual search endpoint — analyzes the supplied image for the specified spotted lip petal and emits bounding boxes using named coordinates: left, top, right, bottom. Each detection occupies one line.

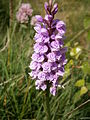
left=38, top=71, right=46, bottom=81
left=34, top=24, right=41, bottom=33
left=47, top=52, right=56, bottom=62
left=35, top=15, right=43, bottom=22
left=41, top=28, right=49, bottom=36
left=56, top=21, right=66, bottom=36
left=51, top=40, right=60, bottom=51
left=42, top=62, right=51, bottom=73
left=32, top=53, right=44, bottom=62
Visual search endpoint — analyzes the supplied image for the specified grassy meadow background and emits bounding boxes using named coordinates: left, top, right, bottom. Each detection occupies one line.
left=0, top=0, right=90, bottom=119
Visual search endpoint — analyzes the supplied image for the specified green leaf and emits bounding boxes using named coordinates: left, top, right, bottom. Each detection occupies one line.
left=86, top=82, right=90, bottom=90
left=69, top=59, right=74, bottom=66
left=70, top=48, right=76, bottom=56
left=84, top=17, right=90, bottom=28
left=63, top=69, right=70, bottom=79
left=75, top=79, right=85, bottom=87
left=21, top=24, right=27, bottom=29
left=73, top=91, right=81, bottom=103
left=70, top=47, right=81, bottom=57
left=80, top=86, right=88, bottom=96
left=87, top=30, right=90, bottom=42
left=82, top=62, right=90, bottom=75
left=65, top=59, right=74, bottom=69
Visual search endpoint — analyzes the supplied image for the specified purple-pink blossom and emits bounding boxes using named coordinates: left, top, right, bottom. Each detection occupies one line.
left=42, top=62, right=51, bottom=73
left=16, top=3, right=33, bottom=23
left=29, top=1, right=67, bottom=96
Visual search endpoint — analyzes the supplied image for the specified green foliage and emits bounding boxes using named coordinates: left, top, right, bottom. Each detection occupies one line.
left=70, top=46, right=81, bottom=57
left=0, top=0, right=9, bottom=38
left=80, top=86, right=88, bottom=96
left=73, top=90, right=81, bottom=103
left=87, top=30, right=90, bottom=41
left=84, top=17, right=90, bottom=29
left=86, top=83, right=90, bottom=90
left=75, top=79, right=85, bottom=87
left=82, top=62, right=90, bottom=75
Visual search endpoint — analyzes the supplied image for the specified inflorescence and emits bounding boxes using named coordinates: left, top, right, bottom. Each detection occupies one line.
left=16, top=3, right=33, bottom=23
left=29, top=1, right=67, bottom=96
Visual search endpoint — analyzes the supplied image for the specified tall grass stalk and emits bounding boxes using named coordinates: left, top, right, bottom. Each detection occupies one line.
left=8, top=0, right=13, bottom=69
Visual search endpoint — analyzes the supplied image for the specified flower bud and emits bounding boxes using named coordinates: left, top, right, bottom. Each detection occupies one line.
left=52, top=3, right=58, bottom=15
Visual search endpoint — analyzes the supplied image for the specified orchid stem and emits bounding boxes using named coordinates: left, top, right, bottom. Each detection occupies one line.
left=44, top=83, right=51, bottom=120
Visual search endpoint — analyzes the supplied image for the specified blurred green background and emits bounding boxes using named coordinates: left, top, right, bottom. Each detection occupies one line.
left=0, top=0, right=90, bottom=119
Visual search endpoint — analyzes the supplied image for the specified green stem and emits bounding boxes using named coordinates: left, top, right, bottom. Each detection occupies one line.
left=44, top=84, right=51, bottom=120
